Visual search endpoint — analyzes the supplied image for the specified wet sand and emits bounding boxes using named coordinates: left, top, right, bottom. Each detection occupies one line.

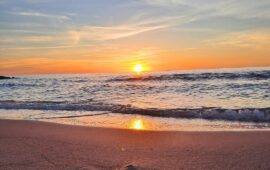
left=0, top=119, right=270, bottom=170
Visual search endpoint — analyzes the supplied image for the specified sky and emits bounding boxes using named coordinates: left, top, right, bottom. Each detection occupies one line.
left=0, top=0, right=270, bottom=75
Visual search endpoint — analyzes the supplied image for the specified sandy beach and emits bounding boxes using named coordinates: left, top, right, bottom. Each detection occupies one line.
left=0, top=119, right=269, bottom=170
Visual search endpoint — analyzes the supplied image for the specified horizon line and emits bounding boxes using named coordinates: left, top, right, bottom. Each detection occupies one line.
left=2, top=65, right=270, bottom=76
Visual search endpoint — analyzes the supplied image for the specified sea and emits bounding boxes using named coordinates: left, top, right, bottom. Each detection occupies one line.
left=0, top=67, right=269, bottom=131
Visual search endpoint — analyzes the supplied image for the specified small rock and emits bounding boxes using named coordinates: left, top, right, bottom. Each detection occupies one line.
left=122, top=164, right=138, bottom=170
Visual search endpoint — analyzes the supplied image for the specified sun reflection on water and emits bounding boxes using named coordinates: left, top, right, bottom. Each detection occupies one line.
left=130, top=119, right=144, bottom=130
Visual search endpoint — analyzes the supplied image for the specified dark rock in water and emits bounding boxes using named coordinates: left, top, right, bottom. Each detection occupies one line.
left=0, top=76, right=14, bottom=80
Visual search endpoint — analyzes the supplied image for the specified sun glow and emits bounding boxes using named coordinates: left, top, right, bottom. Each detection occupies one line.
left=133, top=64, right=143, bottom=73
left=130, top=119, right=144, bottom=130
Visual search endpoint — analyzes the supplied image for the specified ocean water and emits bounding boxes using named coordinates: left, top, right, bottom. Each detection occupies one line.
left=0, top=67, right=270, bottom=130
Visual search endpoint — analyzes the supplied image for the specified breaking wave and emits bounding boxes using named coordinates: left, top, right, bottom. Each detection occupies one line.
left=0, top=100, right=269, bottom=122
left=110, top=70, right=270, bottom=82
left=0, top=83, right=39, bottom=88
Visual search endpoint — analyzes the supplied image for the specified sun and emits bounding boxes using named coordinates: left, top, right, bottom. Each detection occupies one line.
left=133, top=64, right=143, bottom=73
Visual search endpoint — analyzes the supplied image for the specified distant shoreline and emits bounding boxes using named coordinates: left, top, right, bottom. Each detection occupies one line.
left=0, top=76, right=15, bottom=80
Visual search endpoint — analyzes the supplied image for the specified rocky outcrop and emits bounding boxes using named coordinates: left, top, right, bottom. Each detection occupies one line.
left=0, top=76, right=15, bottom=80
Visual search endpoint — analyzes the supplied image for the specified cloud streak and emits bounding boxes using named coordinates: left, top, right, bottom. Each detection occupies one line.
left=72, top=24, right=167, bottom=42
left=143, top=0, right=270, bottom=20
left=205, top=30, right=270, bottom=50
left=1, top=13, right=174, bottom=49
left=13, top=11, right=70, bottom=21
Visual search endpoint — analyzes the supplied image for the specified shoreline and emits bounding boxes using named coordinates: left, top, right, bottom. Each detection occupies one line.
left=1, top=119, right=270, bottom=169
left=1, top=109, right=270, bottom=132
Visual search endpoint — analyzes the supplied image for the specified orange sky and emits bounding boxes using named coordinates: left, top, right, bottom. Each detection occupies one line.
left=1, top=0, right=270, bottom=75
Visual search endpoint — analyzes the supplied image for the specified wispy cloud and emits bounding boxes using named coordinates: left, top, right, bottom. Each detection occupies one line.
left=143, top=0, right=270, bottom=20
left=72, top=24, right=167, bottom=42
left=0, top=16, right=171, bottom=50
left=205, top=30, right=270, bottom=50
left=13, top=11, right=70, bottom=20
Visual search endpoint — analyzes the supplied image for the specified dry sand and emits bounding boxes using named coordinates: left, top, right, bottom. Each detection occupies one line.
left=0, top=119, right=270, bottom=170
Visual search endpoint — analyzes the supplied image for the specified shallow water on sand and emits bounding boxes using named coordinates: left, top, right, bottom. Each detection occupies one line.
left=0, top=110, right=269, bottom=131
